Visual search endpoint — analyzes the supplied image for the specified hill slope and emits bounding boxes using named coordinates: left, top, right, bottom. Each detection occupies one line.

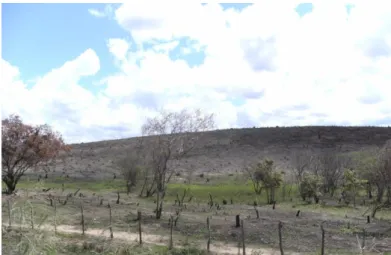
left=45, top=126, right=391, bottom=180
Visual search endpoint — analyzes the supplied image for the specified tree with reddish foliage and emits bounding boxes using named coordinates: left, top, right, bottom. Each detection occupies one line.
left=2, top=114, right=70, bottom=194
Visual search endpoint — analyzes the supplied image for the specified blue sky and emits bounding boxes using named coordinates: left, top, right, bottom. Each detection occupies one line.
left=2, top=3, right=391, bottom=143
left=2, top=3, right=127, bottom=91
left=2, top=3, right=315, bottom=92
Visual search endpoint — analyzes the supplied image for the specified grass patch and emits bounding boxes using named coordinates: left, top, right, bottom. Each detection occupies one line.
left=166, top=182, right=299, bottom=205
left=2, top=227, right=208, bottom=255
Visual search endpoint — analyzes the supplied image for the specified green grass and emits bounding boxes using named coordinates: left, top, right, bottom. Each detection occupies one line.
left=10, top=177, right=391, bottom=221
left=166, top=182, right=299, bottom=205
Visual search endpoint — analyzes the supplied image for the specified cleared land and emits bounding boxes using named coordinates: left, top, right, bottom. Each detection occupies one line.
left=3, top=126, right=391, bottom=254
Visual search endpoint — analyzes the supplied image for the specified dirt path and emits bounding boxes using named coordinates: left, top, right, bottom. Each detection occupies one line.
left=10, top=223, right=296, bottom=255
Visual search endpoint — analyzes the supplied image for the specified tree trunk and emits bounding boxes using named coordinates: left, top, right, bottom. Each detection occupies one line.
left=155, top=191, right=160, bottom=219
left=3, top=176, right=17, bottom=194
left=139, top=178, right=148, bottom=197
left=265, top=189, right=270, bottom=204
left=367, top=182, right=373, bottom=199
left=155, top=191, right=164, bottom=219
left=126, top=182, right=131, bottom=195
left=330, top=186, right=336, bottom=197
left=375, top=183, right=385, bottom=203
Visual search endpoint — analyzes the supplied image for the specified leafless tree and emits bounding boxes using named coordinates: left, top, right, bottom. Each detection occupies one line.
left=375, top=140, right=391, bottom=204
left=141, top=109, right=215, bottom=219
left=315, top=149, right=351, bottom=197
left=291, top=149, right=314, bottom=183
left=117, top=156, right=141, bottom=195
left=116, top=139, right=145, bottom=195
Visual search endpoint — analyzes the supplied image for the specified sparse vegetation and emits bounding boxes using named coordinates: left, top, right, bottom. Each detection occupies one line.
left=2, top=121, right=391, bottom=254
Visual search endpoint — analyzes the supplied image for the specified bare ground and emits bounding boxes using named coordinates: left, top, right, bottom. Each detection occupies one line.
left=3, top=190, right=391, bottom=254
left=28, top=126, right=391, bottom=180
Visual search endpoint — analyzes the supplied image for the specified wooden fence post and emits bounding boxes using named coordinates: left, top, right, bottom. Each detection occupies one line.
left=80, top=202, right=85, bottom=235
left=241, top=219, right=246, bottom=255
left=108, top=203, right=113, bottom=239
left=30, top=205, right=34, bottom=230
left=8, top=199, right=12, bottom=228
left=278, top=221, right=284, bottom=255
left=169, top=215, right=174, bottom=250
left=138, top=211, right=142, bottom=245
left=207, top=217, right=211, bottom=253
left=54, top=201, right=57, bottom=234
left=361, top=228, right=366, bottom=250
left=321, top=222, right=325, bottom=255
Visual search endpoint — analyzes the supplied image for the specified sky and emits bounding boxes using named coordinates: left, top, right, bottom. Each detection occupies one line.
left=2, top=2, right=391, bottom=143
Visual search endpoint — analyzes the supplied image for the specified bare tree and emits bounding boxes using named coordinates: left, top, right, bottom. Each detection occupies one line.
left=291, top=149, right=314, bottom=183
left=315, top=149, right=351, bottom=197
left=352, top=145, right=391, bottom=204
left=116, top=139, right=145, bottom=195
left=141, top=109, right=215, bottom=219
left=375, top=141, right=391, bottom=204
left=117, top=155, right=141, bottom=195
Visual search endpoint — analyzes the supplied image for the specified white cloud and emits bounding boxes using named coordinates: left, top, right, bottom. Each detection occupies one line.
left=88, top=9, right=106, bottom=18
left=2, top=2, right=391, bottom=143
left=88, top=4, right=114, bottom=18
left=107, top=38, right=130, bottom=60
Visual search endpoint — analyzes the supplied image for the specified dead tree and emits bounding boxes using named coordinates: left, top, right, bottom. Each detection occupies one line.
left=116, top=139, right=145, bottom=195
left=141, top=109, right=215, bottom=219
left=291, top=150, right=313, bottom=183
left=315, top=149, right=350, bottom=197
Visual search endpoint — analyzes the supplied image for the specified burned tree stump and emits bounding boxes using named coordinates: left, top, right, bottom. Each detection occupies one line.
left=235, top=215, right=240, bottom=228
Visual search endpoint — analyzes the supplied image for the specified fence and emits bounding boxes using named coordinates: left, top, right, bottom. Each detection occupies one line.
left=2, top=193, right=374, bottom=255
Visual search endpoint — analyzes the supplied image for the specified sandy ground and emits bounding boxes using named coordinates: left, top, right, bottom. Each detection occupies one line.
left=8, top=223, right=299, bottom=255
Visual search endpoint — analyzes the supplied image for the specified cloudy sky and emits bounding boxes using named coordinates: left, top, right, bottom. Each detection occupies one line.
left=2, top=2, right=391, bottom=143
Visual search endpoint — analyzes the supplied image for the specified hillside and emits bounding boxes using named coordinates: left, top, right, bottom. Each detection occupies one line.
left=39, top=126, right=391, bottom=180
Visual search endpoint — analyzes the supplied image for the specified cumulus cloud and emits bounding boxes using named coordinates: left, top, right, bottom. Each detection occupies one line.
left=2, top=2, right=391, bottom=143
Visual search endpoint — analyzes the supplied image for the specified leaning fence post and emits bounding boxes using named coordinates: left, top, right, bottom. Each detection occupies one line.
left=207, top=217, right=211, bottom=253
left=278, top=221, right=284, bottom=255
left=138, top=211, right=142, bottom=245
